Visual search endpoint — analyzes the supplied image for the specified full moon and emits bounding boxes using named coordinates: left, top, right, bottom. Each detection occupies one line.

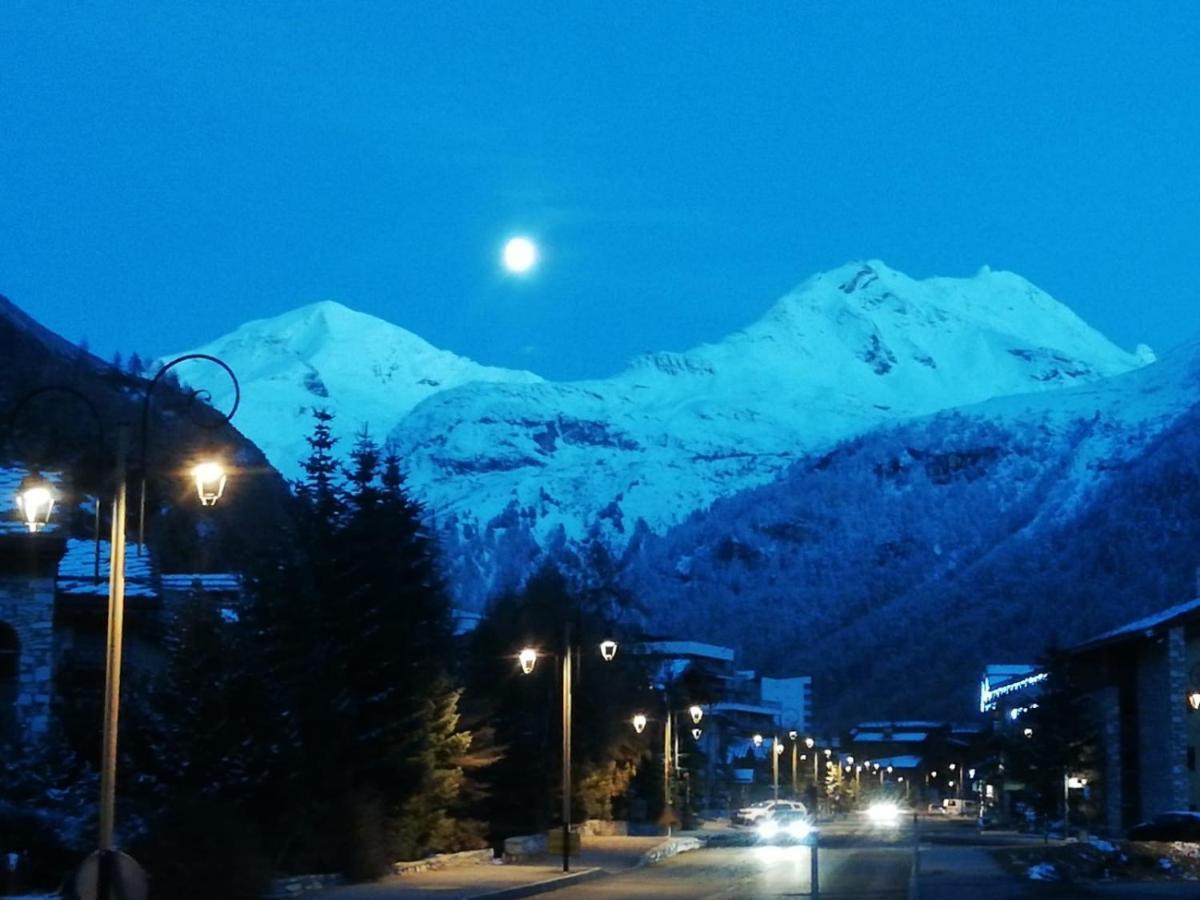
left=502, top=236, right=538, bottom=274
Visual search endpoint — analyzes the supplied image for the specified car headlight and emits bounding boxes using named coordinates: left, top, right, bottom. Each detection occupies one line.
left=757, top=820, right=779, bottom=839
left=787, top=820, right=811, bottom=839
left=867, top=802, right=900, bottom=825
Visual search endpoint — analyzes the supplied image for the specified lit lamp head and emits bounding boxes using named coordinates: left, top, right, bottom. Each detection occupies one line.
left=15, top=473, right=55, bottom=533
left=805, top=737, right=815, bottom=749
left=949, top=763, right=956, bottom=771
left=887, top=765, right=894, bottom=773
left=752, top=733, right=763, bottom=748
left=968, top=768, right=976, bottom=779
left=599, top=639, right=618, bottom=662
left=632, top=713, right=648, bottom=734
left=688, top=704, right=703, bottom=724
left=518, top=648, right=538, bottom=675
left=846, top=755, right=854, bottom=766
left=775, top=741, right=785, bottom=756
left=1188, top=691, right=1200, bottom=711
left=788, top=730, right=798, bottom=741
left=691, top=727, right=702, bottom=741
left=192, top=461, right=227, bottom=506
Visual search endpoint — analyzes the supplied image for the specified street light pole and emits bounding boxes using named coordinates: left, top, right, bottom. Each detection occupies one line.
left=96, top=424, right=129, bottom=900
left=560, top=623, right=572, bottom=873
left=772, top=736, right=780, bottom=801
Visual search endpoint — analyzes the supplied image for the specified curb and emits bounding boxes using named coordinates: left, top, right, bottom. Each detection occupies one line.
left=473, top=866, right=606, bottom=899
left=637, top=835, right=705, bottom=868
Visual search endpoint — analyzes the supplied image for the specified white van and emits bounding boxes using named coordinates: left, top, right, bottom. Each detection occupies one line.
left=942, top=798, right=979, bottom=816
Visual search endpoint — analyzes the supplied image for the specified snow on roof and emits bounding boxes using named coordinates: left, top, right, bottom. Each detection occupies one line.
left=1075, top=597, right=1200, bottom=652
left=634, top=640, right=736, bottom=662
left=160, top=573, right=241, bottom=593
left=57, top=538, right=156, bottom=598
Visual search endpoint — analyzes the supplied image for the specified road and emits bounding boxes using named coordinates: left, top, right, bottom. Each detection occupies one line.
left=538, top=817, right=916, bottom=898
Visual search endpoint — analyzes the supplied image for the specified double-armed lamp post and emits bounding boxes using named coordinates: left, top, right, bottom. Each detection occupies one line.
left=10, top=354, right=239, bottom=899
left=630, top=701, right=703, bottom=831
left=518, top=630, right=618, bottom=872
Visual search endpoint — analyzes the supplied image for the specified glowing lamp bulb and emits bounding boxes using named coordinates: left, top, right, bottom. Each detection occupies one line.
left=1188, top=691, right=1200, bottom=711
left=518, top=648, right=537, bottom=675
left=692, top=727, right=702, bottom=741
left=16, top=481, right=55, bottom=532
left=192, top=461, right=227, bottom=506
left=689, top=704, right=703, bottom=724
left=775, top=741, right=785, bottom=756
left=752, top=733, right=763, bottom=747
left=632, top=713, right=647, bottom=734
left=599, top=639, right=618, bottom=661
left=805, top=737, right=815, bottom=749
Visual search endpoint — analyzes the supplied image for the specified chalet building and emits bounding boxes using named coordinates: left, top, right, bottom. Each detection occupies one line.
left=1068, top=597, right=1200, bottom=833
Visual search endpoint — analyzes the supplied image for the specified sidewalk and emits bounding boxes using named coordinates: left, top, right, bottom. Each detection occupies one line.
left=915, top=844, right=1036, bottom=900
left=314, top=834, right=695, bottom=899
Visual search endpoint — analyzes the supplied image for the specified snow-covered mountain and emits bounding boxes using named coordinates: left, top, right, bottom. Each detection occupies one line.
left=385, top=261, right=1150, bottom=546
left=166, top=260, right=1154, bottom=608
left=161, top=301, right=543, bottom=480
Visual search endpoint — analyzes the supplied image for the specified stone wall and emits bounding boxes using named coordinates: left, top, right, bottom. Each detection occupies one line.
left=1136, top=627, right=1190, bottom=820
left=0, top=575, right=56, bottom=741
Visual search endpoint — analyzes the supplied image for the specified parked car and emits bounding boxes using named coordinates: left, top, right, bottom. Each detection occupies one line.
left=753, top=808, right=815, bottom=843
left=942, top=798, right=980, bottom=817
left=734, top=799, right=807, bottom=826
left=1128, top=811, right=1200, bottom=842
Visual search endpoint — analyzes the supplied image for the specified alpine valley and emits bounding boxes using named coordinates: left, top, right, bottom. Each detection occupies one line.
left=163, top=261, right=1200, bottom=722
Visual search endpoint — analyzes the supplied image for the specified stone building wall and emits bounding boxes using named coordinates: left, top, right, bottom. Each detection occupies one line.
left=0, top=574, right=56, bottom=741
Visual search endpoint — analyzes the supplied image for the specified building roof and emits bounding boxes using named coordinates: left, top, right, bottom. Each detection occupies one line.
left=57, top=538, right=156, bottom=598
left=634, top=640, right=736, bottom=663
left=864, top=754, right=922, bottom=770
left=160, top=573, right=241, bottom=593
left=1073, top=597, right=1200, bottom=653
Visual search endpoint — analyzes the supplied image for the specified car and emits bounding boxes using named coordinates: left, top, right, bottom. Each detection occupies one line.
left=734, top=799, right=807, bottom=826
left=754, top=808, right=815, bottom=843
left=1128, top=811, right=1200, bottom=842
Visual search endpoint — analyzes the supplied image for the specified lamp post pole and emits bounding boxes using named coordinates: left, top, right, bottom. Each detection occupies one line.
left=560, top=623, right=572, bottom=873
left=792, top=742, right=798, bottom=799
left=772, top=736, right=780, bottom=802
left=96, top=424, right=129, bottom=900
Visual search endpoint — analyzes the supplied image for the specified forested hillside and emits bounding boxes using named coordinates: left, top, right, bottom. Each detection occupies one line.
left=620, top=344, right=1200, bottom=725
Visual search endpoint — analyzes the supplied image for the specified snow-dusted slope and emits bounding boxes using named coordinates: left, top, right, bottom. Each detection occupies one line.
left=387, top=260, right=1150, bottom=546
left=161, top=301, right=543, bottom=479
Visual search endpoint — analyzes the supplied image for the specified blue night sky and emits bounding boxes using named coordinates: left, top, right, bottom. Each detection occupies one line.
left=3, top=2, right=1198, bottom=380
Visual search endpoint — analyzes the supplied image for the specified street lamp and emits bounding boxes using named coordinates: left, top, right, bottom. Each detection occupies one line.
left=753, top=733, right=764, bottom=747
left=599, top=639, right=618, bottom=662
left=518, top=648, right=538, bottom=675
left=688, top=704, right=703, bottom=724
left=691, top=727, right=702, bottom=741
left=191, top=461, right=227, bottom=506
left=517, top=629, right=615, bottom=872
left=15, top=472, right=55, bottom=532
